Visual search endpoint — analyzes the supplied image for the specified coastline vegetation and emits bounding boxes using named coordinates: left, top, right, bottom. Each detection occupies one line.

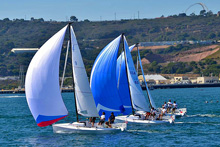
left=1, top=11, right=220, bottom=89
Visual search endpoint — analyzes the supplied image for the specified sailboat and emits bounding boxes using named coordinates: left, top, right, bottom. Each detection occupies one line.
left=124, top=44, right=186, bottom=118
left=115, top=37, right=174, bottom=124
left=90, top=34, right=174, bottom=124
left=25, top=24, right=126, bottom=133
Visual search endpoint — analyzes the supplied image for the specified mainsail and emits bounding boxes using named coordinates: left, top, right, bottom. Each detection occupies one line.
left=123, top=36, right=150, bottom=112
left=70, top=26, right=99, bottom=117
left=25, top=26, right=68, bottom=127
left=116, top=45, right=135, bottom=114
left=90, top=35, right=125, bottom=118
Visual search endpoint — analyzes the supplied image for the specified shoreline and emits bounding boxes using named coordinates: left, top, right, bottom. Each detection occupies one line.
left=142, top=83, right=220, bottom=90
left=1, top=83, right=220, bottom=94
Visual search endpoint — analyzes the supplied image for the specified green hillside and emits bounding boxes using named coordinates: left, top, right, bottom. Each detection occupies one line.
left=1, top=14, right=220, bottom=80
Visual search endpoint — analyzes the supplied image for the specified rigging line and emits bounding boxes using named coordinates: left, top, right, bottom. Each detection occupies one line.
left=60, top=40, right=70, bottom=92
left=136, top=46, right=139, bottom=76
left=137, top=43, right=153, bottom=108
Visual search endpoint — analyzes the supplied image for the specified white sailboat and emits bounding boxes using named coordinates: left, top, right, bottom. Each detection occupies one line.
left=115, top=36, right=174, bottom=124
left=134, top=44, right=186, bottom=117
left=25, top=24, right=126, bottom=133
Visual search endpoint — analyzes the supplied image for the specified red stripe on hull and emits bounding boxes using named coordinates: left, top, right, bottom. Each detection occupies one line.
left=37, top=116, right=67, bottom=127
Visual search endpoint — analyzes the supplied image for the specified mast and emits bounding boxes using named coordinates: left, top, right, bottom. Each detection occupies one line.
left=136, top=43, right=153, bottom=108
left=69, top=23, right=79, bottom=122
left=122, top=34, right=135, bottom=115
left=136, top=46, right=139, bottom=73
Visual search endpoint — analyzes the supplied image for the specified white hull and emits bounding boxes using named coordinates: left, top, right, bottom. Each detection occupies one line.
left=167, top=108, right=187, bottom=118
left=115, top=115, right=174, bottom=124
left=52, top=122, right=127, bottom=134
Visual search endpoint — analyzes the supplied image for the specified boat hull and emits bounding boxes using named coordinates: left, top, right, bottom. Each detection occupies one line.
left=115, top=115, right=174, bottom=124
left=167, top=108, right=187, bottom=118
left=52, top=122, right=126, bottom=134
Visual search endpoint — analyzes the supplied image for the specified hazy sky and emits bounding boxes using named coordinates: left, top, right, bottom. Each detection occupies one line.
left=1, top=0, right=220, bottom=21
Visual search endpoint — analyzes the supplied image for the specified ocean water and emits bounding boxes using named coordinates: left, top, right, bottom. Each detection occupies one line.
left=0, top=87, right=220, bottom=146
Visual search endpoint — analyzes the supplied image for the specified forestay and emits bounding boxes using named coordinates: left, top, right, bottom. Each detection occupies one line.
left=90, top=36, right=125, bottom=119
left=116, top=45, right=135, bottom=114
left=137, top=46, right=157, bottom=109
left=123, top=36, right=150, bottom=112
left=25, top=26, right=68, bottom=127
left=70, top=26, right=99, bottom=117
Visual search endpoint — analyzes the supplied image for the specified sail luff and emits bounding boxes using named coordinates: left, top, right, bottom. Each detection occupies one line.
left=70, top=26, right=99, bottom=118
left=123, top=36, right=150, bottom=112
left=122, top=34, right=135, bottom=115
left=137, top=44, right=157, bottom=109
left=69, top=24, right=79, bottom=122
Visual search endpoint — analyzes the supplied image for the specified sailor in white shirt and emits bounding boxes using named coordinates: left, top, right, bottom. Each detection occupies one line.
left=167, top=99, right=173, bottom=112
left=159, top=106, right=166, bottom=120
left=150, top=107, right=156, bottom=118
left=98, top=112, right=105, bottom=125
left=163, top=102, right=168, bottom=109
left=172, top=101, right=178, bottom=113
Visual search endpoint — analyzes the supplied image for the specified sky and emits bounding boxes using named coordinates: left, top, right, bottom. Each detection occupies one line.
left=1, top=0, right=220, bottom=21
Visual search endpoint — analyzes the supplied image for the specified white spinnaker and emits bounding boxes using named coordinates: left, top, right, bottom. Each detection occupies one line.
left=124, top=36, right=150, bottom=112
left=25, top=26, right=68, bottom=120
left=70, top=26, right=99, bottom=117
left=137, top=47, right=157, bottom=109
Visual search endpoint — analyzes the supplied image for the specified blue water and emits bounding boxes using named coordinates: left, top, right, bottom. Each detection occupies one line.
left=0, top=88, right=220, bottom=146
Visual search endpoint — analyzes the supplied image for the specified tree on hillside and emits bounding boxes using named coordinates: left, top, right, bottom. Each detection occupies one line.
left=31, top=17, right=35, bottom=21
left=190, top=13, right=196, bottom=17
left=3, top=18, right=10, bottom=21
left=70, top=16, right=78, bottom=22
left=178, top=13, right=186, bottom=17
left=206, top=11, right=214, bottom=16
left=200, top=10, right=206, bottom=16
left=207, top=33, right=216, bottom=39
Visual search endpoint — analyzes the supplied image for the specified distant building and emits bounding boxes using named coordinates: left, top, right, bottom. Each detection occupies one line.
left=190, top=78, right=197, bottom=84
left=173, top=76, right=189, bottom=84
left=197, top=77, right=219, bottom=84
left=0, top=76, right=19, bottom=80
left=138, top=74, right=167, bottom=85
left=217, top=11, right=220, bottom=17
left=11, top=48, right=39, bottom=54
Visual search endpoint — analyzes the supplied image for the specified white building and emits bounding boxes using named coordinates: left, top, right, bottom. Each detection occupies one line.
left=197, top=77, right=219, bottom=84
left=138, top=74, right=167, bottom=85
left=11, top=48, right=39, bottom=54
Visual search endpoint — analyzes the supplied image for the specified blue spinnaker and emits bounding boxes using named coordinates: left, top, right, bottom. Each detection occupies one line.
left=90, top=35, right=125, bottom=119
left=116, top=45, right=135, bottom=114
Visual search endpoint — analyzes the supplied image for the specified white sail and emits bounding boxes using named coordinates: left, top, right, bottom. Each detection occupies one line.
left=124, top=36, right=150, bottom=112
left=137, top=47, right=157, bottom=109
left=70, top=26, right=99, bottom=117
left=25, top=26, right=68, bottom=127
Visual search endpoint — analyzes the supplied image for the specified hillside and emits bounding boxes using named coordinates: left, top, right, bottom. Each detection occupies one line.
left=1, top=15, right=220, bottom=80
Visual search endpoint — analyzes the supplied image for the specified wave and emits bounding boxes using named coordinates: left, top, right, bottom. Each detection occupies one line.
left=127, top=129, right=162, bottom=133
left=175, top=121, right=220, bottom=126
left=187, top=114, right=220, bottom=118
left=0, top=95, right=25, bottom=98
